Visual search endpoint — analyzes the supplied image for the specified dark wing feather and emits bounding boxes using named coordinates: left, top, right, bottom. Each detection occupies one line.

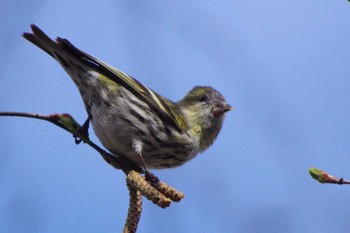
left=23, top=24, right=187, bottom=133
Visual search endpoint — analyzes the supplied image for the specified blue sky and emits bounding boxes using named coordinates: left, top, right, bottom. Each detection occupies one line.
left=1, top=1, right=350, bottom=232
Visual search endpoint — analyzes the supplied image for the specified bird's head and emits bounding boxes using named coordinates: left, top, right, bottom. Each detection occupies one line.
left=178, top=86, right=232, bottom=150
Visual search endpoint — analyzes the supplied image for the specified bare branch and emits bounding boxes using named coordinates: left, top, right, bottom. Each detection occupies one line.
left=1, top=111, right=187, bottom=232
left=0, top=111, right=143, bottom=173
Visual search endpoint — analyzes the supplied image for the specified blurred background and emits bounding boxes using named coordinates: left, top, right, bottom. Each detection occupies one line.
left=1, top=1, right=350, bottom=232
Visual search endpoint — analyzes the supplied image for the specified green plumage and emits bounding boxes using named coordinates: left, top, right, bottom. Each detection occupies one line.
left=23, top=24, right=232, bottom=169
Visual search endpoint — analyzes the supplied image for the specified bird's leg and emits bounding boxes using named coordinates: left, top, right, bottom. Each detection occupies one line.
left=144, top=170, right=159, bottom=185
left=138, top=152, right=148, bottom=173
left=137, top=152, right=159, bottom=184
left=74, top=116, right=90, bottom=144
left=132, top=139, right=153, bottom=178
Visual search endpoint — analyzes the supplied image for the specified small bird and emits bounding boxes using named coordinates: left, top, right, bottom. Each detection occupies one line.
left=23, top=24, right=232, bottom=170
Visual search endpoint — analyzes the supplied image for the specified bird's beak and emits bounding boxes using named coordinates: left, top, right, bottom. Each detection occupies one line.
left=224, top=103, right=233, bottom=113
left=213, top=103, right=233, bottom=117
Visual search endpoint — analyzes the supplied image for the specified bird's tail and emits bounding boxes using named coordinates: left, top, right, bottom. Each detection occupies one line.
left=22, top=24, right=96, bottom=69
left=22, top=24, right=58, bottom=58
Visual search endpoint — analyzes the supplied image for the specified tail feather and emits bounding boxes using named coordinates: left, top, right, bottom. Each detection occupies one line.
left=22, top=24, right=92, bottom=65
left=23, top=24, right=103, bottom=71
left=22, top=24, right=57, bottom=58
left=22, top=24, right=188, bottom=133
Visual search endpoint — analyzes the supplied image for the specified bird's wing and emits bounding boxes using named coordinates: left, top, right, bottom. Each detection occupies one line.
left=23, top=24, right=188, bottom=133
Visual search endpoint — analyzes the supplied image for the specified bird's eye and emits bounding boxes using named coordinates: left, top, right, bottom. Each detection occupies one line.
left=198, top=95, right=209, bottom=102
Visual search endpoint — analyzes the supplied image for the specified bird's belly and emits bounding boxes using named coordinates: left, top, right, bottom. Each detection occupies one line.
left=95, top=127, right=198, bottom=169
left=88, top=91, right=200, bottom=169
left=91, top=114, right=198, bottom=169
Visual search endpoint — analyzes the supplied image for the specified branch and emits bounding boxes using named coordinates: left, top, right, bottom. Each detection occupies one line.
left=309, top=168, right=350, bottom=185
left=0, top=111, right=142, bottom=173
left=1, top=111, right=186, bottom=232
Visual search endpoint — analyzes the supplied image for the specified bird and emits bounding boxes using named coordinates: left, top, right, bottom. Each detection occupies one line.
left=22, top=24, right=232, bottom=170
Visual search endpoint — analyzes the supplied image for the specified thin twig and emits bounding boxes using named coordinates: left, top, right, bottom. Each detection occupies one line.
left=309, top=168, right=350, bottom=185
left=1, top=111, right=186, bottom=232
left=0, top=111, right=142, bottom=174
